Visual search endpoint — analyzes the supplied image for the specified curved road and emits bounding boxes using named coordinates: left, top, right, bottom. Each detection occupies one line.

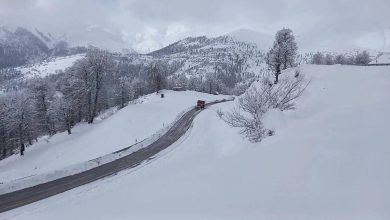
left=0, top=99, right=231, bottom=213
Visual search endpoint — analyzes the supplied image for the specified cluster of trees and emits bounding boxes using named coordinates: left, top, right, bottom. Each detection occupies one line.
left=168, top=72, right=246, bottom=95
left=0, top=68, right=22, bottom=84
left=0, top=48, right=174, bottom=159
left=311, top=50, right=371, bottom=65
left=166, top=54, right=257, bottom=96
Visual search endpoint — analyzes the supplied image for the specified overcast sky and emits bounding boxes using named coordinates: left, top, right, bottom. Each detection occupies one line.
left=1, top=0, right=389, bottom=53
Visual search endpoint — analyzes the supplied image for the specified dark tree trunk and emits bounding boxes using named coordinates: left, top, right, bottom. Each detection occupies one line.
left=18, top=112, right=25, bottom=156
left=64, top=113, right=72, bottom=135
left=20, top=143, right=25, bottom=156
left=283, top=54, right=287, bottom=70
left=77, top=106, right=82, bottom=123
left=89, top=87, right=99, bottom=124
left=66, top=121, right=72, bottom=135
left=89, top=64, right=103, bottom=124
left=120, top=87, right=125, bottom=109
left=274, top=64, right=281, bottom=84
left=41, top=95, right=54, bottom=135
left=87, top=90, right=93, bottom=123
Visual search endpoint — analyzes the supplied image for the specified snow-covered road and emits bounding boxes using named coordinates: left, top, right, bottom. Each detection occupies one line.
left=0, top=99, right=231, bottom=213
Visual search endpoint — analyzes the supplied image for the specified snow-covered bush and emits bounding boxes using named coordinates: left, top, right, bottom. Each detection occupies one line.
left=220, top=74, right=308, bottom=142
left=354, top=50, right=371, bottom=65
left=310, top=51, right=371, bottom=66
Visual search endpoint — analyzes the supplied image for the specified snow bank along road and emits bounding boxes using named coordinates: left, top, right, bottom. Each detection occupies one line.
left=0, top=99, right=231, bottom=213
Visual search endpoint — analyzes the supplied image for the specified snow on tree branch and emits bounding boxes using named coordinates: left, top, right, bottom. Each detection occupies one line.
left=219, top=73, right=309, bottom=142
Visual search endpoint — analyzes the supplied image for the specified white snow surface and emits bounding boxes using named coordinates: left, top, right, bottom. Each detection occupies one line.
left=16, top=54, right=85, bottom=78
left=1, top=65, right=390, bottom=219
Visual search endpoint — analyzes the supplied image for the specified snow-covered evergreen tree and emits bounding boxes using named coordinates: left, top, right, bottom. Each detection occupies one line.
left=266, top=28, right=298, bottom=83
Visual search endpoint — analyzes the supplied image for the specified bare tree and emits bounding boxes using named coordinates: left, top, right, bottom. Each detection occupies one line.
left=311, top=52, right=325, bottom=65
left=0, top=101, right=8, bottom=158
left=49, top=92, right=74, bottom=135
left=87, top=48, right=112, bottom=123
left=355, top=50, right=371, bottom=65
left=29, top=78, right=55, bottom=135
left=147, top=63, right=165, bottom=93
left=324, top=54, right=334, bottom=65
left=335, top=54, right=346, bottom=64
left=220, top=74, right=308, bottom=142
left=6, top=90, right=35, bottom=155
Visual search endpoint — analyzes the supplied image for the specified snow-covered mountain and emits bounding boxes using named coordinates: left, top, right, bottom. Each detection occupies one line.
left=0, top=27, right=86, bottom=69
left=1, top=30, right=269, bottom=94
left=0, top=27, right=50, bottom=68
left=132, top=35, right=267, bottom=81
left=1, top=28, right=268, bottom=81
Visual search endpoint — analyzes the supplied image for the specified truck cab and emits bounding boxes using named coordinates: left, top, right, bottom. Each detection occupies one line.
left=196, top=100, right=205, bottom=110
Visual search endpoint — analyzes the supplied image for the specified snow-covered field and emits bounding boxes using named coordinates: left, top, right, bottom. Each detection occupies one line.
left=17, top=54, right=85, bottom=78
left=1, top=65, right=390, bottom=220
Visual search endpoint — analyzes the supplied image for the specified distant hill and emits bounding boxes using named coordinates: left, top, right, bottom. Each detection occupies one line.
left=142, top=35, right=267, bottom=82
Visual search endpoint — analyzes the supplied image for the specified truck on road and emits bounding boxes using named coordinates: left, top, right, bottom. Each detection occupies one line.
left=196, top=100, right=205, bottom=110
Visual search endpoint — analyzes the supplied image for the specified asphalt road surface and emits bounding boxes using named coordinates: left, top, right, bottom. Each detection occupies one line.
left=0, top=99, right=231, bottom=213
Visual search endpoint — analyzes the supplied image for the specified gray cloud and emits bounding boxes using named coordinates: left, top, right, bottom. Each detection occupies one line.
left=0, top=0, right=389, bottom=52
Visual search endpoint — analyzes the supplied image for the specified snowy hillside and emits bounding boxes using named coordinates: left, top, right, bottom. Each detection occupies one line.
left=370, top=52, right=390, bottom=64
left=0, top=90, right=229, bottom=184
left=1, top=64, right=389, bottom=219
left=16, top=54, right=85, bottom=78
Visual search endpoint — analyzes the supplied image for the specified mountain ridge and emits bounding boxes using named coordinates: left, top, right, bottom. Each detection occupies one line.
left=0, top=27, right=86, bottom=68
